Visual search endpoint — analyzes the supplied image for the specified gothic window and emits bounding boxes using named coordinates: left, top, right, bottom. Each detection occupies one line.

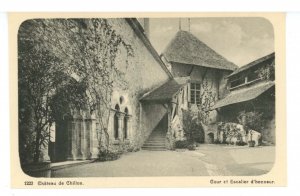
left=123, top=108, right=129, bottom=139
left=114, top=104, right=120, bottom=139
left=190, top=83, right=201, bottom=105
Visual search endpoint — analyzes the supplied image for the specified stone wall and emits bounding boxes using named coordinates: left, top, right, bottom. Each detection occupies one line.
left=43, top=18, right=171, bottom=161
left=103, top=19, right=170, bottom=150
left=171, top=62, right=223, bottom=124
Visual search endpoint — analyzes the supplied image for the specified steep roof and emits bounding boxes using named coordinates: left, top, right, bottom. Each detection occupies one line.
left=227, top=52, right=275, bottom=78
left=140, top=77, right=190, bottom=102
left=211, top=81, right=275, bottom=109
left=162, top=30, right=238, bottom=71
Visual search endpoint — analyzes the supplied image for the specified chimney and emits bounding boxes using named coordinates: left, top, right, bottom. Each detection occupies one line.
left=143, top=18, right=150, bottom=39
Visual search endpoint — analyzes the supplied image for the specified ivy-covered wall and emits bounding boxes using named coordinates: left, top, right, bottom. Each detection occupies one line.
left=106, top=19, right=170, bottom=150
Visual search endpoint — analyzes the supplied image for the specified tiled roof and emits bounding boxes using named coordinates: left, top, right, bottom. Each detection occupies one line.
left=227, top=52, right=275, bottom=78
left=212, top=81, right=275, bottom=109
left=162, top=30, right=238, bottom=71
left=140, top=77, right=190, bottom=102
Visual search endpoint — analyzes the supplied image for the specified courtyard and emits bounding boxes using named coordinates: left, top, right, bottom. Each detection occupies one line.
left=51, top=144, right=275, bottom=177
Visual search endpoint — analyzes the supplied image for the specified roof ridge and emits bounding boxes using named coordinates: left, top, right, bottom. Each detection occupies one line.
left=162, top=30, right=238, bottom=71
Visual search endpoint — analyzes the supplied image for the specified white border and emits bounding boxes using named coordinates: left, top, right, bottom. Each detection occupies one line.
left=1, top=8, right=300, bottom=196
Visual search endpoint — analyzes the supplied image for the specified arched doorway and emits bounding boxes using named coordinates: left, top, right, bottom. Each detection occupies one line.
left=207, top=132, right=214, bottom=144
left=49, top=73, right=87, bottom=162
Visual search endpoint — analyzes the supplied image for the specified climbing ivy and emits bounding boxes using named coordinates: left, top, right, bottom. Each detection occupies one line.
left=18, top=18, right=134, bottom=163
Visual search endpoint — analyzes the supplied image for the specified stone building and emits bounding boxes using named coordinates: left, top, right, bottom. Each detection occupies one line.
left=47, top=18, right=173, bottom=162
left=140, top=30, right=238, bottom=146
left=212, top=53, right=275, bottom=144
left=22, top=19, right=274, bottom=164
left=50, top=27, right=241, bottom=161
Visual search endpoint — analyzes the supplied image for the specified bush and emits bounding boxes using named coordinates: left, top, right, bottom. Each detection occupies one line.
left=187, top=143, right=196, bottom=151
left=175, top=140, right=190, bottom=149
left=237, top=111, right=265, bottom=132
left=214, top=140, right=221, bottom=144
left=182, top=110, right=205, bottom=143
left=97, top=150, right=121, bottom=162
left=175, top=140, right=197, bottom=150
left=236, top=140, right=247, bottom=146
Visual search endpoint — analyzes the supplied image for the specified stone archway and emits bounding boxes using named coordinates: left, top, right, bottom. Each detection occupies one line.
left=207, top=132, right=214, bottom=144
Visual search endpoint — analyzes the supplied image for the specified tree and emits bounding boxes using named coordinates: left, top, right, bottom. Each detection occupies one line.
left=18, top=38, right=64, bottom=163
left=18, top=19, right=134, bottom=163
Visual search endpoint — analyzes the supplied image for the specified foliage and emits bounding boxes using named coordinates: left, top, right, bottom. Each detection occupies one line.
left=237, top=111, right=265, bottom=132
left=187, top=143, right=197, bottom=150
left=217, top=122, right=245, bottom=145
left=182, top=109, right=205, bottom=143
left=174, top=140, right=196, bottom=150
left=97, top=150, right=122, bottom=162
left=18, top=19, right=134, bottom=163
left=175, top=140, right=190, bottom=149
left=197, top=77, right=217, bottom=124
left=166, top=131, right=176, bottom=150
left=255, top=61, right=275, bottom=81
left=236, top=140, right=247, bottom=146
left=18, top=39, right=65, bottom=163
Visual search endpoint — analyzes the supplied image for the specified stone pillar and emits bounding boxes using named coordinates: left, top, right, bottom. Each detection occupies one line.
left=71, top=121, right=77, bottom=160
left=124, top=116, right=131, bottom=140
left=75, top=115, right=83, bottom=160
left=118, top=113, right=125, bottom=141
left=85, top=118, right=92, bottom=159
left=67, top=120, right=74, bottom=160
left=109, top=110, right=115, bottom=140
left=90, top=116, right=99, bottom=159
left=81, top=118, right=86, bottom=159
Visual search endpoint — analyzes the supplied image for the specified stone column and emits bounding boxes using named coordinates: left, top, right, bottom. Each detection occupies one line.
left=80, top=117, right=86, bottom=159
left=71, top=121, right=77, bottom=160
left=67, top=120, right=74, bottom=160
left=90, top=117, right=99, bottom=159
left=109, top=110, right=115, bottom=140
left=75, top=115, right=83, bottom=160
left=85, top=118, right=92, bottom=159
left=118, top=113, right=125, bottom=141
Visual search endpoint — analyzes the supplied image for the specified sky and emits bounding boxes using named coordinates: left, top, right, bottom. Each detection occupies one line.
left=148, top=18, right=274, bottom=67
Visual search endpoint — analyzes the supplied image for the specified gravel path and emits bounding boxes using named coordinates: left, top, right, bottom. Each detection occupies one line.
left=52, top=144, right=275, bottom=177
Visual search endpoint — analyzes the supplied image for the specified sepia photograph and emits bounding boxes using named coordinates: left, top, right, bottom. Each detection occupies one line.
left=12, top=14, right=284, bottom=185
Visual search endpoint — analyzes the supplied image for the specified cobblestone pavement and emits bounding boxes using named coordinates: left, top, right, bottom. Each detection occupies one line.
left=52, top=144, right=275, bottom=177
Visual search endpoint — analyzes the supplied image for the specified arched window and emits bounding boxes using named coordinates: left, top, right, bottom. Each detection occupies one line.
left=123, top=108, right=129, bottom=139
left=114, top=104, right=120, bottom=139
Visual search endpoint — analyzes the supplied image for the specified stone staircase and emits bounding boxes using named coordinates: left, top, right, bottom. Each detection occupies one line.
left=142, top=114, right=167, bottom=151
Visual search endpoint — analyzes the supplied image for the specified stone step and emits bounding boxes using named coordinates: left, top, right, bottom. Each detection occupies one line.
left=147, top=136, right=165, bottom=139
left=141, top=148, right=166, bottom=151
left=142, top=146, right=166, bottom=149
left=146, top=140, right=165, bottom=143
left=144, top=141, right=165, bottom=144
left=141, top=146, right=166, bottom=151
left=142, top=143, right=166, bottom=146
left=148, top=136, right=166, bottom=140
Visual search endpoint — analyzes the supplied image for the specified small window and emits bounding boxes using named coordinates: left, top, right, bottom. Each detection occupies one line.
left=190, top=83, right=201, bottom=105
left=230, top=77, right=245, bottom=88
